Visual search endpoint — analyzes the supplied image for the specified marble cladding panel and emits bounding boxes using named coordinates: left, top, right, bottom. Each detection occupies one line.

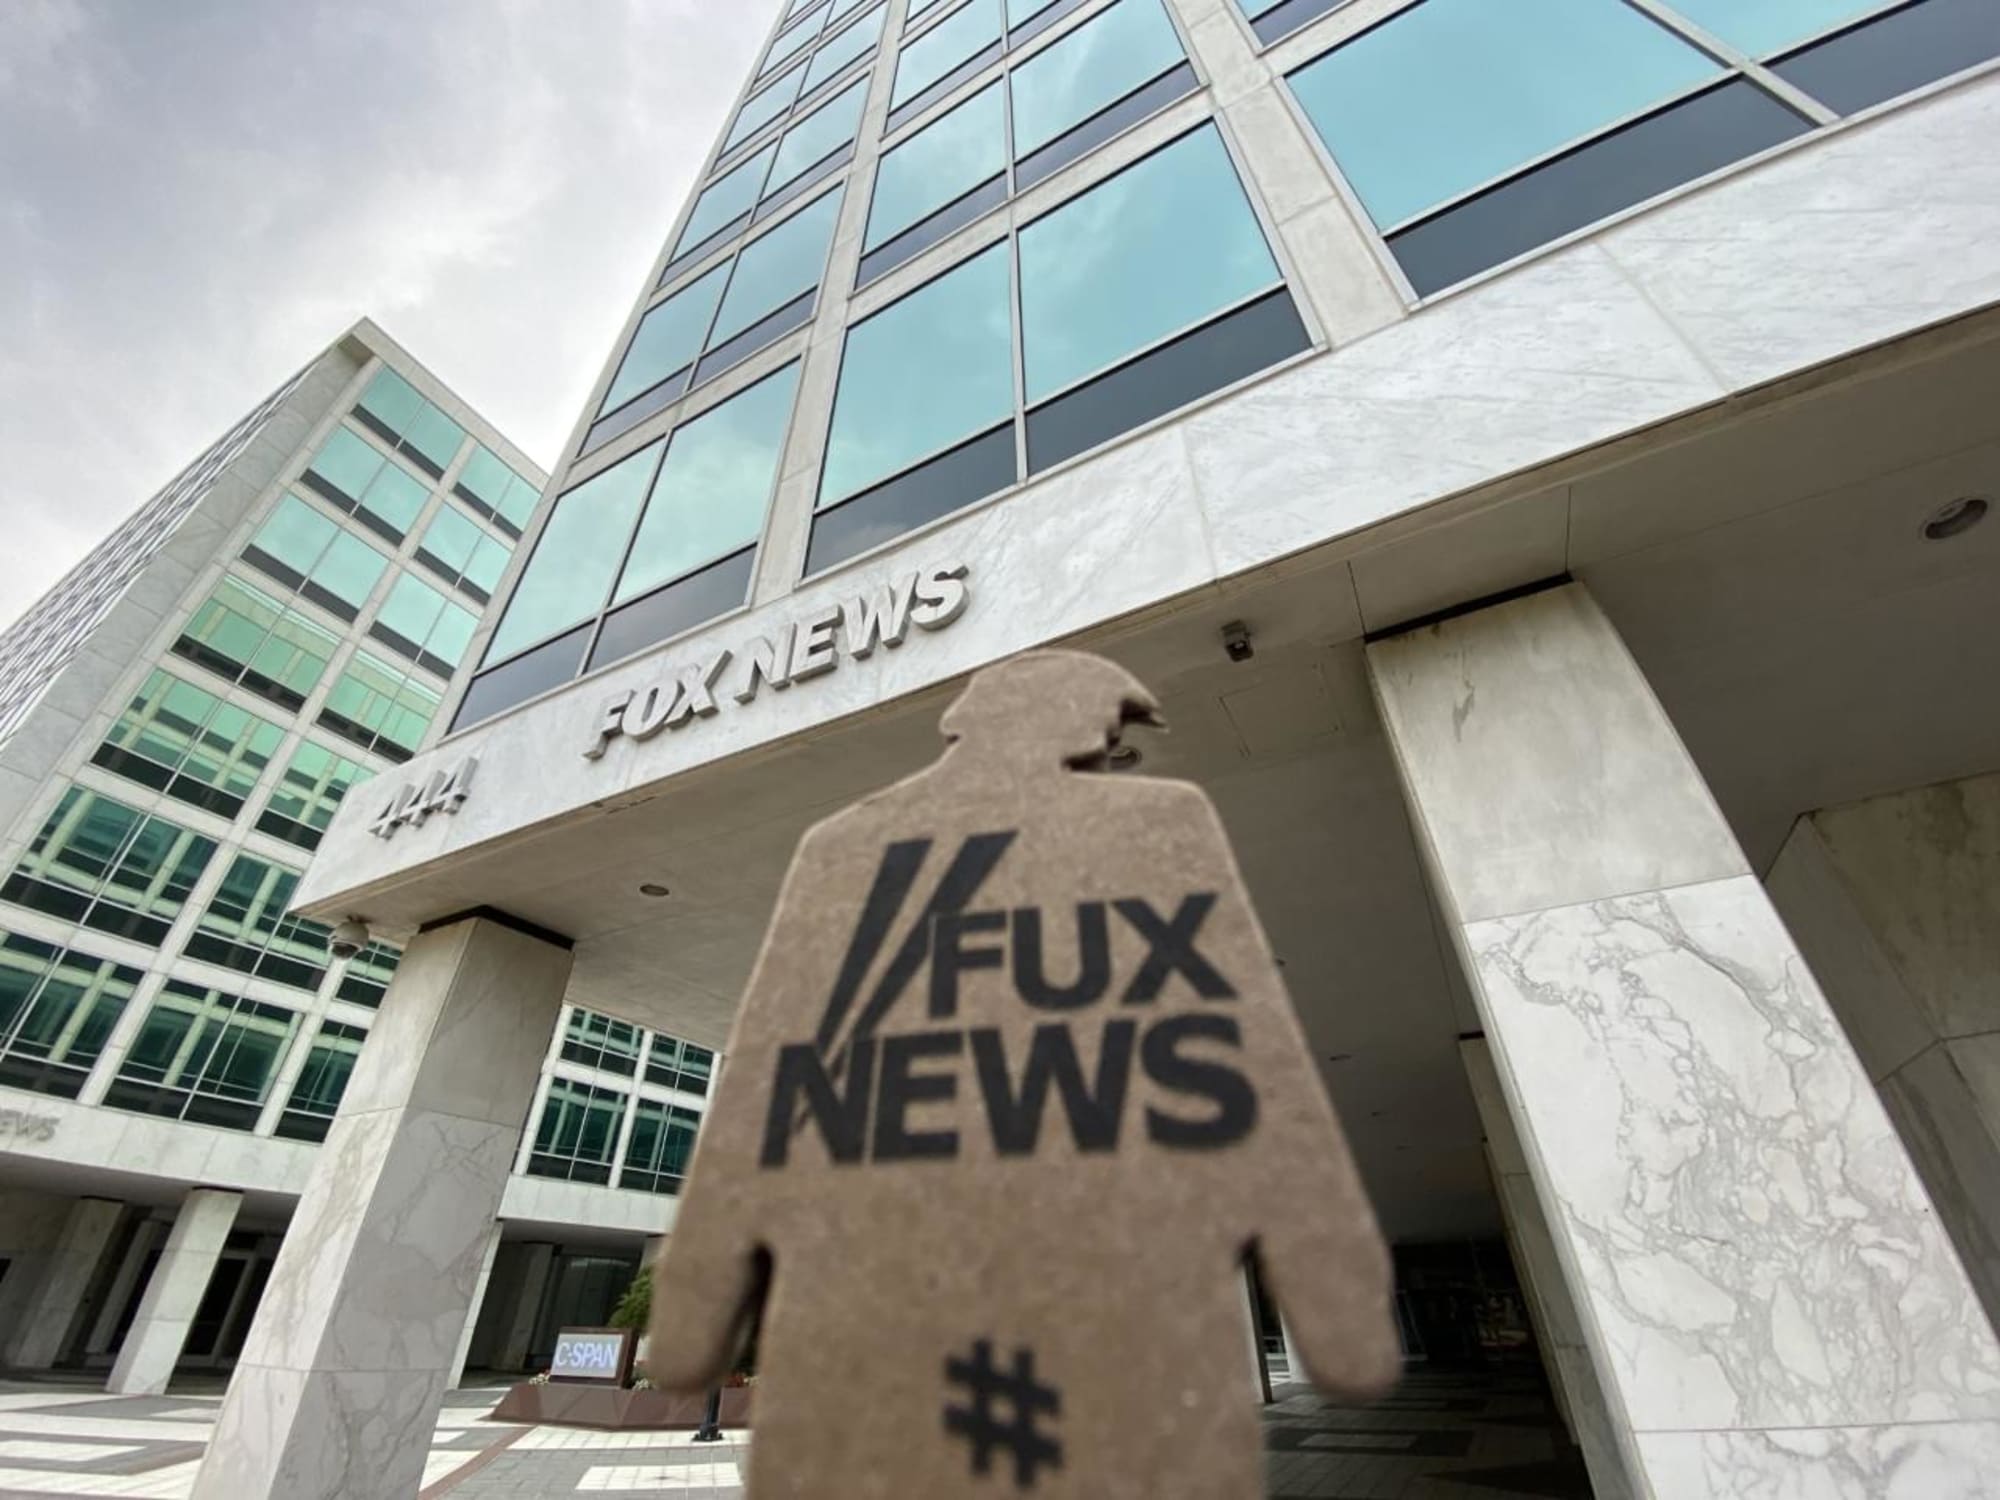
left=1599, top=72, right=2000, bottom=395
left=109, top=1189, right=241, bottom=1396
left=1467, top=874, right=2000, bottom=1434
left=5, top=1198, right=122, bottom=1367
left=1180, top=245, right=1723, bottom=578
left=1878, top=1043, right=2000, bottom=1329
left=191, top=1364, right=444, bottom=1500
left=1369, top=586, right=1747, bottom=923
left=1635, top=1418, right=2000, bottom=1500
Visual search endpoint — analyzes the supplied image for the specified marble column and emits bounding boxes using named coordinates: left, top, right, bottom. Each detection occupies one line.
left=86, top=1217, right=166, bottom=1359
left=190, top=914, right=572, bottom=1500
left=1768, top=771, right=2000, bottom=1331
left=497, top=1242, right=556, bottom=1372
left=107, top=1188, right=241, bottom=1395
left=448, top=1223, right=503, bottom=1388
left=1368, top=583, right=2000, bottom=1496
left=1462, top=1038, right=1634, bottom=1500
left=4, top=1196, right=122, bottom=1369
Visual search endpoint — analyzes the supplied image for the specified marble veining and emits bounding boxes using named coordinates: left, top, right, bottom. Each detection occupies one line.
left=1468, top=874, right=2000, bottom=1434
left=1635, top=1417, right=2000, bottom=1500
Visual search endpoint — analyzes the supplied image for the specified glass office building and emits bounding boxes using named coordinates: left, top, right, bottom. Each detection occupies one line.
left=18, top=2, right=2000, bottom=1496
left=0, top=321, right=714, bottom=1393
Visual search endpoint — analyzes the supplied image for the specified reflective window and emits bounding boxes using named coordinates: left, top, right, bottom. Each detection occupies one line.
left=804, top=5, right=884, bottom=93
left=93, top=669, right=284, bottom=818
left=273, top=1021, right=368, bottom=1143
left=727, top=65, right=806, bottom=152
left=770, top=77, right=868, bottom=198
left=645, top=1035, right=715, bottom=1096
left=1010, top=0, right=1184, bottom=158
left=527, top=1078, right=628, bottom=1184
left=1770, top=0, right=2000, bottom=112
left=302, top=426, right=432, bottom=542
left=821, top=244, right=1014, bottom=506
left=867, top=82, right=1006, bottom=250
left=620, top=1098, right=703, bottom=1195
left=603, top=264, right=729, bottom=415
left=370, top=572, right=478, bottom=676
left=353, top=368, right=467, bottom=479
left=1290, top=0, right=1725, bottom=231
left=318, top=652, right=441, bottom=763
left=894, top=0, right=1003, bottom=108
left=414, top=504, right=511, bottom=603
left=1020, top=124, right=1279, bottom=400
left=710, top=194, right=843, bottom=349
left=485, top=443, right=662, bottom=663
left=454, top=444, right=542, bottom=536
left=907, top=0, right=953, bottom=25
left=0, top=933, right=140, bottom=1100
left=242, top=493, right=391, bottom=620
left=172, top=576, right=339, bottom=711
left=1665, top=0, right=1885, bottom=56
left=257, top=741, right=373, bottom=853
left=1, top=788, right=216, bottom=948
left=761, top=5, right=829, bottom=79
left=676, top=145, right=776, bottom=257
left=184, top=854, right=331, bottom=993
left=103, top=981, right=300, bottom=1131
left=616, top=364, right=800, bottom=605
left=335, top=941, right=400, bottom=1008
left=562, top=1007, right=642, bottom=1075
left=1231, top=0, right=1348, bottom=44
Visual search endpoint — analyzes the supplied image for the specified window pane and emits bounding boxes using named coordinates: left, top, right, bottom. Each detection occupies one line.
left=315, top=531, right=389, bottom=610
left=710, top=191, right=843, bottom=347
left=867, top=83, right=1006, bottom=249
left=457, top=445, right=512, bottom=511
left=821, top=243, right=1015, bottom=505
left=603, top=264, right=728, bottom=414
left=465, top=534, right=510, bottom=596
left=770, top=79, right=868, bottom=195
left=1288, top=0, right=1725, bottom=228
left=727, top=65, right=806, bottom=151
left=428, top=599, right=478, bottom=668
left=249, top=495, right=335, bottom=576
left=358, top=368, right=423, bottom=436
left=404, top=405, right=466, bottom=473
left=678, top=146, right=776, bottom=254
left=804, top=5, right=884, bottom=93
left=763, top=8, right=826, bottom=77
left=419, top=504, right=481, bottom=573
left=375, top=572, right=447, bottom=645
left=1666, top=0, right=1883, bottom=56
left=616, top=364, right=800, bottom=603
left=485, top=442, right=661, bottom=662
left=894, top=0, right=1003, bottom=107
left=1010, top=0, right=1185, bottom=157
left=1020, top=126, right=1278, bottom=401
left=306, top=426, right=384, bottom=502
left=358, top=462, right=429, bottom=536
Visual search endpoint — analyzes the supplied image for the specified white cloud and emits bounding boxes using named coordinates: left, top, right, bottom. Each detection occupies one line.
left=0, top=0, right=774, bottom=628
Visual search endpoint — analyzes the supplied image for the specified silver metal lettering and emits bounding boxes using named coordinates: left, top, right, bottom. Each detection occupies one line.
left=911, top=562, right=970, bottom=630
left=789, top=605, right=842, bottom=681
left=624, top=681, right=680, bottom=740
left=583, top=690, right=636, bottom=759
left=666, top=650, right=733, bottom=729
left=734, top=625, right=797, bottom=704
left=842, top=572, right=918, bottom=659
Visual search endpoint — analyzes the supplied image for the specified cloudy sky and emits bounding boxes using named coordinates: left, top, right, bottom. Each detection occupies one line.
left=0, top=0, right=773, bottom=628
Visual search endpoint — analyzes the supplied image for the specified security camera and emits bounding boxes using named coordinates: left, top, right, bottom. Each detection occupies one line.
left=329, top=918, right=372, bottom=961
left=1221, top=620, right=1254, bottom=663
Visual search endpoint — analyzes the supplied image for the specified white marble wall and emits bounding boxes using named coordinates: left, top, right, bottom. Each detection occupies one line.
left=1768, top=772, right=2000, bottom=1332
left=189, top=916, right=572, bottom=1500
left=1369, top=584, right=2000, bottom=1498
left=3, top=1196, right=121, bottom=1370
left=107, top=1188, right=241, bottom=1396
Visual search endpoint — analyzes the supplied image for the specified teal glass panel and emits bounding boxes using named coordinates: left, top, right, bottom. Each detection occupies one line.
left=315, top=531, right=389, bottom=610
left=428, top=599, right=477, bottom=668
left=1010, top=0, right=1185, bottom=156
left=465, top=534, right=509, bottom=594
left=499, top=474, right=541, bottom=529
left=1665, top=0, right=1884, bottom=56
left=894, top=0, right=1003, bottom=106
left=709, top=191, right=842, bottom=346
left=616, top=364, right=800, bottom=603
left=866, top=82, right=1005, bottom=248
left=485, top=442, right=660, bottom=662
left=678, top=146, right=776, bottom=254
left=376, top=573, right=447, bottom=646
left=908, top=0, right=952, bottom=23
left=770, top=79, right=868, bottom=194
left=358, top=368, right=423, bottom=435
left=418, top=505, right=481, bottom=573
left=603, top=264, right=728, bottom=413
left=358, top=462, right=429, bottom=535
left=762, top=7, right=827, bottom=77
left=804, top=5, right=884, bottom=93
left=1288, top=0, right=1725, bottom=228
left=820, top=244, right=1014, bottom=505
left=457, top=445, right=511, bottom=509
left=1019, top=126, right=1279, bottom=400
left=306, top=426, right=383, bottom=500
left=726, top=65, right=806, bottom=151
left=250, top=495, right=336, bottom=576
left=404, top=404, right=465, bottom=472
left=832, top=0, right=868, bottom=18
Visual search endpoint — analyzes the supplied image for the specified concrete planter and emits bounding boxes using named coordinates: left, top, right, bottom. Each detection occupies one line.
left=489, top=1382, right=754, bottom=1430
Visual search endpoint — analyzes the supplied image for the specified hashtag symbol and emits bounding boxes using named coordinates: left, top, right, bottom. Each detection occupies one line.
left=942, top=1338, right=1063, bottom=1488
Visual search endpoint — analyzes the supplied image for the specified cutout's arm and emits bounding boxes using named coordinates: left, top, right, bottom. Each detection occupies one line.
left=1254, top=1205, right=1400, bottom=1397
left=645, top=1203, right=765, bottom=1390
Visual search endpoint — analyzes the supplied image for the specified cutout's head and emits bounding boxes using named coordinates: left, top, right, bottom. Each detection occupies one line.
left=940, top=650, right=1164, bottom=769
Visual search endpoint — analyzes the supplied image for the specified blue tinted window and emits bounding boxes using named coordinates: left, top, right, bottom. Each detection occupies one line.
left=894, top=0, right=1003, bottom=107
left=1019, top=126, right=1278, bottom=400
left=1289, top=0, right=1724, bottom=228
left=762, top=8, right=828, bottom=78
left=1665, top=0, right=1883, bottom=56
left=602, top=264, right=728, bottom=413
left=769, top=79, right=868, bottom=196
left=1010, top=0, right=1185, bottom=156
left=821, top=244, right=1015, bottom=505
left=615, top=365, right=801, bottom=603
left=726, top=66, right=805, bottom=151
left=866, top=84, right=1006, bottom=249
left=486, top=443, right=660, bottom=662
left=710, top=191, right=844, bottom=346
left=677, top=146, right=775, bottom=253
left=805, top=5, right=884, bottom=93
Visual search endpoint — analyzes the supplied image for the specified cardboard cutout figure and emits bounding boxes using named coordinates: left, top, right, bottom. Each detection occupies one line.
left=648, top=650, right=1398, bottom=1497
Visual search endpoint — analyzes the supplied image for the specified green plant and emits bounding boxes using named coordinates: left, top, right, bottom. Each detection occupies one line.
left=609, top=1267, right=652, bottom=1332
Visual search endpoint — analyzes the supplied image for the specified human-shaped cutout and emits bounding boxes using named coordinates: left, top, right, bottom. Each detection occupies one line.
left=648, top=650, right=1398, bottom=1497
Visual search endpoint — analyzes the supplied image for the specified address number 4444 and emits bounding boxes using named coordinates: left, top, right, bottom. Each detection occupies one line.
left=370, top=756, right=477, bottom=840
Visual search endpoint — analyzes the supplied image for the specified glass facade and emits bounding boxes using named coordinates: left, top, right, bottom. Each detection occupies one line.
left=521, top=1009, right=713, bottom=1194
left=561, top=1008, right=642, bottom=1075
left=101, top=980, right=300, bottom=1131
left=173, top=577, right=339, bottom=712
left=454, top=444, right=542, bottom=538
left=272, top=1021, right=367, bottom=1143
left=242, top=493, right=392, bottom=621
left=352, top=368, right=467, bottom=479
left=92, top=671, right=285, bottom=819
left=0, top=933, right=140, bottom=1098
left=2, top=788, right=216, bottom=948
left=257, top=741, right=373, bottom=852
left=183, top=854, right=331, bottom=993
left=526, top=1078, right=628, bottom=1185
left=318, top=652, right=441, bottom=763
left=301, top=428, right=433, bottom=544
left=414, top=504, right=511, bottom=605
left=621, top=1098, right=703, bottom=1195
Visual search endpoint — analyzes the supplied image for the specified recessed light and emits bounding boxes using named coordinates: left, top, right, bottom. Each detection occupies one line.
left=638, top=883, right=671, bottom=898
left=1923, top=495, right=1989, bottom=541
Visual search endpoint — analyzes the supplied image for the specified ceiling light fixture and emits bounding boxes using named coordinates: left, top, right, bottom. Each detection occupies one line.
left=638, top=883, right=671, bottom=898
left=1923, top=495, right=1989, bottom=541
